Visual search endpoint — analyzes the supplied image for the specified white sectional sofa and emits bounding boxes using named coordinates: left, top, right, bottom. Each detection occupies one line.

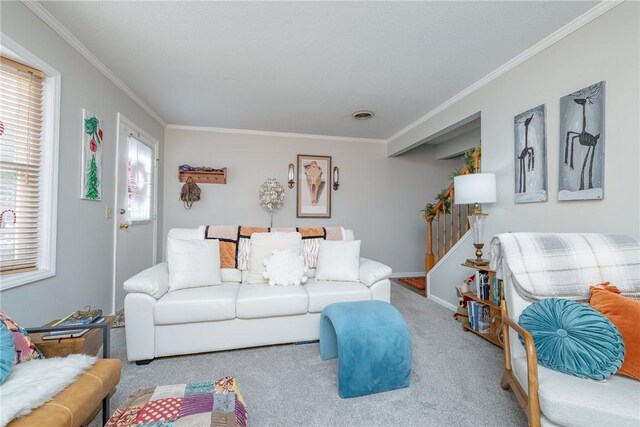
left=123, top=228, right=392, bottom=364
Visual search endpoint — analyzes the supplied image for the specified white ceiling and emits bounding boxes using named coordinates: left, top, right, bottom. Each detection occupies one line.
left=40, top=1, right=598, bottom=139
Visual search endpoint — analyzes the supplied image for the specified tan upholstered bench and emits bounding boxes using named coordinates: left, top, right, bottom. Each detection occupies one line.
left=8, top=358, right=121, bottom=427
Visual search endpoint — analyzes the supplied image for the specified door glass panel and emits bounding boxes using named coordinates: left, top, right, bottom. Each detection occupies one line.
left=126, top=135, right=153, bottom=222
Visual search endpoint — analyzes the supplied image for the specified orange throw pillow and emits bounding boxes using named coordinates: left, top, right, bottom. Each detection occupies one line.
left=589, top=284, right=640, bottom=381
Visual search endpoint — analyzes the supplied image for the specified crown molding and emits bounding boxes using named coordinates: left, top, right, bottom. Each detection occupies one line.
left=166, top=124, right=388, bottom=144
left=20, top=0, right=621, bottom=142
left=21, top=0, right=167, bottom=127
left=387, top=0, right=623, bottom=144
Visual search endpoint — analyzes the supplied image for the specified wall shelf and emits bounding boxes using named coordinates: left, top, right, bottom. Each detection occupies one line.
left=178, top=168, right=227, bottom=184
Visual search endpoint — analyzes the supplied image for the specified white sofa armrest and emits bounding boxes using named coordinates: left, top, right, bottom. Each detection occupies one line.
left=123, top=262, right=169, bottom=299
left=359, top=258, right=392, bottom=287
left=124, top=293, right=156, bottom=362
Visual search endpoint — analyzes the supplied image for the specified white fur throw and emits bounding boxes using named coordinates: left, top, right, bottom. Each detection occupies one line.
left=263, top=249, right=308, bottom=286
left=0, top=354, right=96, bottom=426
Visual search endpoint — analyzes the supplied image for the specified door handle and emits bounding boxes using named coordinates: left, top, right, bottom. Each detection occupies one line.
left=119, top=223, right=129, bottom=230
left=119, top=209, right=126, bottom=215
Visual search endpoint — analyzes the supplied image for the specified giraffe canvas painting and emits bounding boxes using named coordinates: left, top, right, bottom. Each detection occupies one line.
left=514, top=105, right=547, bottom=203
left=558, top=81, right=605, bottom=201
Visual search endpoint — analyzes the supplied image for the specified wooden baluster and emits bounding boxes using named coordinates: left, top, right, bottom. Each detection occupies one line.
left=426, top=220, right=434, bottom=274
left=457, top=204, right=462, bottom=241
left=443, top=210, right=447, bottom=256
left=466, top=205, right=470, bottom=231
left=449, top=199, right=454, bottom=250
left=436, top=218, right=440, bottom=262
left=442, top=215, right=446, bottom=259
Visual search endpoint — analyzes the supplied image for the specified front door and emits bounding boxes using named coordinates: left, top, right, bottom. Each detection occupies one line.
left=113, top=113, right=158, bottom=313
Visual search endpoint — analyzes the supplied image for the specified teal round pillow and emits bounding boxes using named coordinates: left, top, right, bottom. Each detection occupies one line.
left=0, top=322, right=15, bottom=384
left=518, top=298, right=624, bottom=380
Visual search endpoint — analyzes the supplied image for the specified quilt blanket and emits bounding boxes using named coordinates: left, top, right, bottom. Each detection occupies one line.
left=105, top=376, right=247, bottom=427
left=490, top=232, right=640, bottom=301
left=204, top=226, right=346, bottom=269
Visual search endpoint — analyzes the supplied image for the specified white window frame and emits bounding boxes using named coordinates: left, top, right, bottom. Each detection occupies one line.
left=1, top=34, right=60, bottom=290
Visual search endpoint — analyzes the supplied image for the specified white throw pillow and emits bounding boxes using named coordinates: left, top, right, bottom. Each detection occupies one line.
left=263, top=249, right=308, bottom=286
left=246, top=232, right=302, bottom=283
left=315, top=240, right=361, bottom=282
left=167, top=238, right=222, bottom=291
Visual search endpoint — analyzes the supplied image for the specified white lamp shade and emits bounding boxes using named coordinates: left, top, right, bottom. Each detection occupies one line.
left=454, top=173, right=497, bottom=205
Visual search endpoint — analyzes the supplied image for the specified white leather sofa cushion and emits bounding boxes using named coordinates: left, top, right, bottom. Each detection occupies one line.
left=305, top=280, right=371, bottom=313
left=236, top=283, right=308, bottom=319
left=513, top=356, right=640, bottom=427
left=315, top=240, right=361, bottom=281
left=154, top=283, right=239, bottom=325
left=359, top=258, right=393, bottom=287
left=221, top=268, right=241, bottom=283
left=124, top=262, right=170, bottom=299
left=167, top=238, right=222, bottom=291
left=246, top=232, right=302, bottom=284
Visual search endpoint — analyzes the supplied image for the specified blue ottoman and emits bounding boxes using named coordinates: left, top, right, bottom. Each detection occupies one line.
left=320, top=300, right=412, bottom=398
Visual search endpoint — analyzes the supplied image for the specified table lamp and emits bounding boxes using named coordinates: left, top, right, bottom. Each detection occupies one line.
left=453, top=173, right=497, bottom=266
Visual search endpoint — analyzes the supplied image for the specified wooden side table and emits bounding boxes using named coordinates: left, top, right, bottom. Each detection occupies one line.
left=30, top=315, right=115, bottom=358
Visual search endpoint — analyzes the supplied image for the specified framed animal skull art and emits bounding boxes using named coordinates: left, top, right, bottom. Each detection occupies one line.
left=297, top=154, right=331, bottom=218
left=558, top=81, right=605, bottom=201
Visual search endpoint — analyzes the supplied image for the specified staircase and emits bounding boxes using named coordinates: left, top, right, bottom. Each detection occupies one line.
left=423, top=147, right=481, bottom=282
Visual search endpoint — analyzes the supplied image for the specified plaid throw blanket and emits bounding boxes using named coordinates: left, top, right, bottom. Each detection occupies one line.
left=204, top=226, right=346, bottom=269
left=105, top=376, right=247, bottom=427
left=490, top=233, right=640, bottom=301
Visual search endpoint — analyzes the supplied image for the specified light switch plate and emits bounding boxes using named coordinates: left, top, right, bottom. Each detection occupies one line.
left=105, top=207, right=114, bottom=219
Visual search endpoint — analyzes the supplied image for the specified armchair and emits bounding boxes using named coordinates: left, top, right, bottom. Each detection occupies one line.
left=492, top=232, right=640, bottom=427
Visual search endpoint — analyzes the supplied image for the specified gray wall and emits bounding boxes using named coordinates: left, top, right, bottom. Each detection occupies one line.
left=163, top=127, right=458, bottom=274
left=434, top=127, right=480, bottom=160
left=0, top=2, right=165, bottom=326
left=390, top=2, right=640, bottom=239
left=391, top=2, right=640, bottom=308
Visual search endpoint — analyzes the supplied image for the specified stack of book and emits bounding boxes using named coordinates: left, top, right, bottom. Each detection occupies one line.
left=43, top=309, right=104, bottom=340
left=473, top=271, right=491, bottom=300
left=492, top=276, right=503, bottom=306
left=467, top=301, right=490, bottom=333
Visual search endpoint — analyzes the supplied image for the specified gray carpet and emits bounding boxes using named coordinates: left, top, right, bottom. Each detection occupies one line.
left=93, top=285, right=527, bottom=426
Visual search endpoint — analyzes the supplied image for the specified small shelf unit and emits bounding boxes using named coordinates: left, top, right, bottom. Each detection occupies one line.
left=178, top=168, right=227, bottom=184
left=462, top=323, right=503, bottom=347
left=460, top=262, right=504, bottom=348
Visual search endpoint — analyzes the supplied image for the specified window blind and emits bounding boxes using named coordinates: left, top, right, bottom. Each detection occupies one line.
left=127, top=135, right=153, bottom=222
left=0, top=57, right=44, bottom=274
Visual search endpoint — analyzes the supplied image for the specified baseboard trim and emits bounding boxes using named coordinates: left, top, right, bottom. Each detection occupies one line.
left=390, top=271, right=425, bottom=279
left=427, top=293, right=457, bottom=312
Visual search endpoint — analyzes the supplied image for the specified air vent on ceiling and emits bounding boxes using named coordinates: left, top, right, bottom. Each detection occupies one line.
left=352, top=110, right=375, bottom=120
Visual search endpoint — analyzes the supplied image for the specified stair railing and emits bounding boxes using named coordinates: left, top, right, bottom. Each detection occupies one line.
left=424, top=147, right=480, bottom=275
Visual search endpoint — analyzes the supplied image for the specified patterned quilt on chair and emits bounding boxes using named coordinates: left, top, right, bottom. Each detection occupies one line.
left=204, top=225, right=346, bottom=269
left=490, top=232, right=640, bottom=301
left=105, top=376, right=247, bottom=427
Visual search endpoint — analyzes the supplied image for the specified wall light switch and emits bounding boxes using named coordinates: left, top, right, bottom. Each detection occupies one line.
left=105, top=207, right=114, bottom=219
